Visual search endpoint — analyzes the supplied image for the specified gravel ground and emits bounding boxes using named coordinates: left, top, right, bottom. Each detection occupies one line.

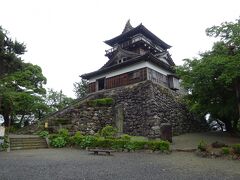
left=0, top=148, right=240, bottom=180
left=172, top=132, right=240, bottom=150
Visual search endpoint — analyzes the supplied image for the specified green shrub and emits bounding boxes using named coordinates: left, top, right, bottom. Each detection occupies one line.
left=232, top=144, right=240, bottom=155
left=198, top=140, right=207, bottom=152
left=148, top=141, right=170, bottom=152
left=112, top=140, right=128, bottom=150
left=96, top=138, right=115, bottom=148
left=0, top=136, right=9, bottom=150
left=79, top=136, right=98, bottom=149
left=49, top=134, right=58, bottom=140
left=88, top=98, right=113, bottom=107
left=51, top=137, right=66, bottom=148
left=38, top=131, right=49, bottom=138
left=58, top=128, right=70, bottom=141
left=221, top=147, right=230, bottom=155
left=125, top=141, right=147, bottom=151
left=68, top=131, right=83, bottom=146
left=5, top=126, right=18, bottom=133
left=120, top=134, right=131, bottom=141
left=100, top=125, right=117, bottom=139
left=49, top=129, right=70, bottom=147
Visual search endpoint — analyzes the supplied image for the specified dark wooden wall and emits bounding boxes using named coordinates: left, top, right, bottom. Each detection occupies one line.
left=88, top=82, right=96, bottom=93
left=106, top=68, right=147, bottom=89
left=88, top=67, right=169, bottom=93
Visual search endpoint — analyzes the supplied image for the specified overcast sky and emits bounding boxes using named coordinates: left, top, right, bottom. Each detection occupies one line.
left=0, top=0, right=239, bottom=98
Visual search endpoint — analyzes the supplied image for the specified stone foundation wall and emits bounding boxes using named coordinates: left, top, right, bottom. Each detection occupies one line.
left=21, top=81, right=207, bottom=136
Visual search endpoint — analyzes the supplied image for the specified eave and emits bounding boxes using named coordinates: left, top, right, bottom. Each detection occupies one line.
left=81, top=53, right=174, bottom=80
left=104, top=24, right=171, bottom=49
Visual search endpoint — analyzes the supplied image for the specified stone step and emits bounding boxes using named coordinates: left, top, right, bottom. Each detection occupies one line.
left=9, top=136, right=48, bottom=150
left=10, top=139, right=46, bottom=143
left=11, top=145, right=48, bottom=150
left=10, top=142, right=47, bottom=147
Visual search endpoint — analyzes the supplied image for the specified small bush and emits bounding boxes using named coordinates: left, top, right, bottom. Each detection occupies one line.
left=79, top=136, right=98, bottom=149
left=49, top=129, right=70, bottom=148
left=232, top=144, right=240, bottom=155
left=0, top=136, right=9, bottom=150
left=58, top=128, right=70, bottom=141
left=51, top=137, right=66, bottom=148
left=95, top=138, right=115, bottom=149
left=38, top=131, right=49, bottom=138
left=100, top=125, right=117, bottom=139
left=120, top=134, right=131, bottom=141
left=221, top=147, right=230, bottom=155
left=5, top=126, right=18, bottom=133
left=112, top=140, right=128, bottom=150
left=49, top=134, right=58, bottom=140
left=68, top=131, right=83, bottom=146
left=148, top=141, right=170, bottom=152
left=125, top=141, right=147, bottom=151
left=198, top=140, right=207, bottom=152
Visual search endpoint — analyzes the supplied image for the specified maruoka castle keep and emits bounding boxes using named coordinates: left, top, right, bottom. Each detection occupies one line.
left=22, top=21, right=207, bottom=137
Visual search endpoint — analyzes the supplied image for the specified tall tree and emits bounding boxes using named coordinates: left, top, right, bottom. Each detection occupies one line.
left=0, top=63, right=48, bottom=126
left=0, top=26, right=48, bottom=127
left=176, top=18, right=240, bottom=132
left=0, top=26, right=25, bottom=77
left=45, top=89, right=73, bottom=112
left=73, top=78, right=89, bottom=99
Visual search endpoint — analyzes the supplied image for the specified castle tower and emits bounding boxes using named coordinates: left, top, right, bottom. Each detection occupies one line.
left=81, top=20, right=179, bottom=93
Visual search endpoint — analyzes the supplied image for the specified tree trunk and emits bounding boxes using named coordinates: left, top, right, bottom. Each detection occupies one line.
left=18, top=114, right=25, bottom=127
left=224, top=119, right=233, bottom=132
left=3, top=112, right=10, bottom=127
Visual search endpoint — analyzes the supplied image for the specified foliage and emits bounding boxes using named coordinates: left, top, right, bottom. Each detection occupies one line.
left=50, top=137, right=66, bottom=148
left=221, top=147, right=230, bottom=155
left=125, top=141, right=147, bottom=151
left=0, top=26, right=50, bottom=127
left=95, top=138, right=115, bottom=149
left=58, top=128, right=70, bottom=142
left=0, top=136, right=9, bottom=150
left=87, top=98, right=113, bottom=107
left=45, top=89, right=73, bottom=112
left=100, top=125, right=117, bottom=138
left=148, top=141, right=170, bottom=152
left=5, top=126, right=18, bottom=133
left=38, top=131, right=49, bottom=138
left=49, top=129, right=70, bottom=148
left=79, top=135, right=98, bottom=149
left=68, top=131, right=83, bottom=146
left=198, top=140, right=207, bottom=152
left=232, top=144, right=240, bottom=155
left=130, top=136, right=148, bottom=141
left=73, top=78, right=89, bottom=99
left=176, top=17, right=240, bottom=132
left=120, top=134, right=131, bottom=141
left=0, top=26, right=25, bottom=78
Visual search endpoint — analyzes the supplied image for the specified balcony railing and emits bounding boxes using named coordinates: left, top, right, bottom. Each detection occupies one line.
left=105, top=35, right=163, bottom=55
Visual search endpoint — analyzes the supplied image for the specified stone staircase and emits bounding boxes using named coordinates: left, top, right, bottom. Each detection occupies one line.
left=9, top=135, right=48, bottom=150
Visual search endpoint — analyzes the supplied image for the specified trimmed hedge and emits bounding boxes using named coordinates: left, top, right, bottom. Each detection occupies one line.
left=87, top=98, right=113, bottom=107
left=49, top=128, right=170, bottom=152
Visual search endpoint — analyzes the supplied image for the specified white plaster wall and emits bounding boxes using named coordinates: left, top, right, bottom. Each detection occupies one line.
left=89, top=61, right=172, bottom=83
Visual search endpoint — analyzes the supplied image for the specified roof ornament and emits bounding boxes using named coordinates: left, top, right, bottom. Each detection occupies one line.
left=122, top=19, right=133, bottom=34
